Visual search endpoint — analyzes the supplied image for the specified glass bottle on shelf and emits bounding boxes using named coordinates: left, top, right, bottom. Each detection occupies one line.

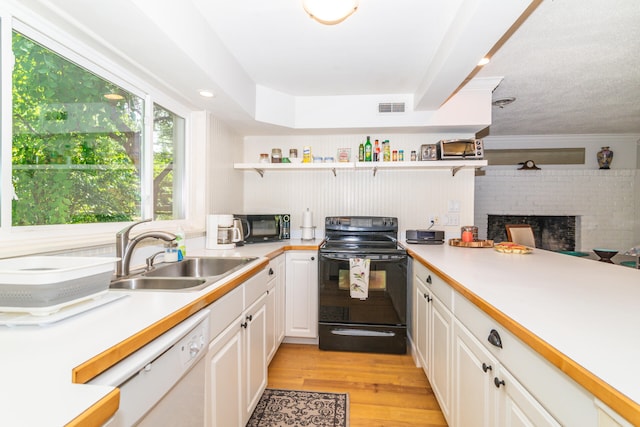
left=364, top=136, right=372, bottom=162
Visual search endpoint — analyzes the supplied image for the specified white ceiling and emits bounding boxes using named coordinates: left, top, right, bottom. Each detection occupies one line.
left=10, top=0, right=640, bottom=138
left=477, top=0, right=640, bottom=136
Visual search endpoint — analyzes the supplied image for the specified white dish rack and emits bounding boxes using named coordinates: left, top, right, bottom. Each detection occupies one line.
left=0, top=256, right=119, bottom=315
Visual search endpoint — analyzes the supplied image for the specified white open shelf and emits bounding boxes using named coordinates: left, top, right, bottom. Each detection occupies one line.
left=234, top=160, right=487, bottom=177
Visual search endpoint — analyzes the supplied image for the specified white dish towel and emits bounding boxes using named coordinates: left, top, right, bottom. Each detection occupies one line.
left=349, top=258, right=370, bottom=300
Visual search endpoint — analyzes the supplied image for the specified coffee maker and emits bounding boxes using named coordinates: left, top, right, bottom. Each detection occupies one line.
left=206, top=214, right=242, bottom=250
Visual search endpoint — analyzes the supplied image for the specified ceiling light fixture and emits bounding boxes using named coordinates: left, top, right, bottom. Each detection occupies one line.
left=303, top=0, right=359, bottom=25
left=478, top=57, right=490, bottom=66
left=492, top=97, right=516, bottom=108
left=199, top=90, right=215, bottom=98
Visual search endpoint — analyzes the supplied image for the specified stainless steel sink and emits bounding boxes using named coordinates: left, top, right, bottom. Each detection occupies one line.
left=143, top=257, right=257, bottom=278
left=109, top=277, right=209, bottom=291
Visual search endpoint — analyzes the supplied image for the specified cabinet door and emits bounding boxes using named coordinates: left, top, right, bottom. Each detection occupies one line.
left=496, top=367, right=561, bottom=427
left=413, top=275, right=430, bottom=374
left=453, top=319, right=498, bottom=427
left=275, top=255, right=286, bottom=345
left=244, top=293, right=268, bottom=424
left=265, top=266, right=277, bottom=363
left=206, top=316, right=244, bottom=427
left=285, top=251, right=318, bottom=338
left=430, top=295, right=453, bottom=421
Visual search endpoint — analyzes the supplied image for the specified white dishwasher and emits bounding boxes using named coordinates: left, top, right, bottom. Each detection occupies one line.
left=90, top=309, right=210, bottom=426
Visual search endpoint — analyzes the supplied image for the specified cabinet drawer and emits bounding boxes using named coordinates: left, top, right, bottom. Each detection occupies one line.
left=208, top=285, right=243, bottom=340
left=244, top=266, right=269, bottom=308
left=414, top=260, right=453, bottom=310
left=454, top=292, right=597, bottom=427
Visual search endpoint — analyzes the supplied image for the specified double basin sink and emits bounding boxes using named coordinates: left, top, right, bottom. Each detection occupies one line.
left=110, top=257, right=258, bottom=291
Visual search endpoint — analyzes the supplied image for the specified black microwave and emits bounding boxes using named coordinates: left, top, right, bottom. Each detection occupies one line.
left=234, top=214, right=290, bottom=244
left=439, top=138, right=484, bottom=160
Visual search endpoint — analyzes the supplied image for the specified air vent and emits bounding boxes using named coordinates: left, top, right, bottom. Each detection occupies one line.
left=378, top=102, right=405, bottom=113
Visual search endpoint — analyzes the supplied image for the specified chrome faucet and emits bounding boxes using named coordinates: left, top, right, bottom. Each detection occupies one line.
left=116, top=219, right=176, bottom=277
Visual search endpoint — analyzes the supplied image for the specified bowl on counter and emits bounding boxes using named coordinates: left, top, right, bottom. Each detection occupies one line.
left=593, top=248, right=618, bottom=263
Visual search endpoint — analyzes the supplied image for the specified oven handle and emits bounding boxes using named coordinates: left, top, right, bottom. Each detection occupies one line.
left=319, top=254, right=407, bottom=262
left=330, top=329, right=396, bottom=337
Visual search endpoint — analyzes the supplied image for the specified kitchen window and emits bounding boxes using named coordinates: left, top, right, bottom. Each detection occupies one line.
left=8, top=29, right=186, bottom=228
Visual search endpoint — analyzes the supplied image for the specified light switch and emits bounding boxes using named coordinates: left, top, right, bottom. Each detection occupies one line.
left=448, top=200, right=460, bottom=213
left=446, top=214, right=460, bottom=226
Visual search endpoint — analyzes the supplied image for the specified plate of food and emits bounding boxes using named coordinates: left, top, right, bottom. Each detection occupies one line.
left=494, top=242, right=533, bottom=254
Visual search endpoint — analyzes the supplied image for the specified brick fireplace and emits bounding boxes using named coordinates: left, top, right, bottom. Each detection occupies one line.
left=487, top=215, right=577, bottom=251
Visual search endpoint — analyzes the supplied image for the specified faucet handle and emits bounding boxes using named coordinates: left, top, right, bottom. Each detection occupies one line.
left=117, top=218, right=152, bottom=238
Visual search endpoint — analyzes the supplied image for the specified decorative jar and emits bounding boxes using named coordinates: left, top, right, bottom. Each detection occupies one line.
left=597, top=146, right=613, bottom=169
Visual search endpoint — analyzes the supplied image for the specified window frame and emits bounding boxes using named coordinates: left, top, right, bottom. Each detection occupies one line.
left=0, top=14, right=196, bottom=256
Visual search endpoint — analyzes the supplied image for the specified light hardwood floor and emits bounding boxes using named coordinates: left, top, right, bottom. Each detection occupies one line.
left=266, top=343, right=448, bottom=427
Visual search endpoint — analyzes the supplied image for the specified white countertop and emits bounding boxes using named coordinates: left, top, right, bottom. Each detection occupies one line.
left=1, top=239, right=638, bottom=425
left=404, top=241, right=640, bottom=421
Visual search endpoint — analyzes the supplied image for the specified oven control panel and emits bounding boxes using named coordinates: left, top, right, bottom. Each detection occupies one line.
left=325, top=216, right=397, bottom=231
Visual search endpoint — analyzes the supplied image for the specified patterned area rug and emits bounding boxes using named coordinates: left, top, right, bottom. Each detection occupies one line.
left=247, top=388, right=349, bottom=427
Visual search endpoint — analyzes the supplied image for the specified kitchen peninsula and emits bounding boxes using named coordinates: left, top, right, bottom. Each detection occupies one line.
left=0, top=241, right=638, bottom=426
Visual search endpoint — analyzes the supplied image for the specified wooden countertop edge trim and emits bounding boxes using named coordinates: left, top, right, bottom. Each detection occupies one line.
left=282, top=243, right=321, bottom=251
left=407, top=250, right=640, bottom=426
left=66, top=388, right=119, bottom=427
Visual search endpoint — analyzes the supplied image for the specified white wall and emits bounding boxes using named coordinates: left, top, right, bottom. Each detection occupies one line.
left=207, top=115, right=245, bottom=215
left=241, top=134, right=477, bottom=240
left=475, top=134, right=640, bottom=252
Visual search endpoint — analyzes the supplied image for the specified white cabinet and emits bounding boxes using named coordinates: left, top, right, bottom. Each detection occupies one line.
left=413, top=274, right=430, bottom=373
left=413, top=259, right=576, bottom=427
left=453, top=319, right=560, bottom=427
left=430, top=294, right=453, bottom=420
left=205, top=268, right=269, bottom=427
left=265, top=255, right=285, bottom=363
left=454, top=292, right=597, bottom=427
left=285, top=251, right=318, bottom=339
left=413, top=262, right=453, bottom=422
left=206, top=314, right=244, bottom=427
left=275, top=254, right=286, bottom=345
left=453, top=319, right=499, bottom=427
left=497, top=365, right=561, bottom=427
left=243, top=293, right=267, bottom=423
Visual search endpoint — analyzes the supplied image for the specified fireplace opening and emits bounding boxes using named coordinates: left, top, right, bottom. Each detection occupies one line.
left=487, top=215, right=576, bottom=251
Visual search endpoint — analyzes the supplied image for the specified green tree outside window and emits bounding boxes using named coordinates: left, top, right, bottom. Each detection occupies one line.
left=11, top=31, right=183, bottom=226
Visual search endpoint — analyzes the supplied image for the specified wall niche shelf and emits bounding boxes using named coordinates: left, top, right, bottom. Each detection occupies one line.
left=234, top=160, right=487, bottom=177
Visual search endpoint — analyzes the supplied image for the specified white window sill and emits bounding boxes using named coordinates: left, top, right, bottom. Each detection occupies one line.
left=0, top=222, right=203, bottom=259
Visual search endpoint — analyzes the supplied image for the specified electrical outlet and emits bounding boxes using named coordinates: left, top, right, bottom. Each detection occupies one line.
left=428, top=216, right=440, bottom=226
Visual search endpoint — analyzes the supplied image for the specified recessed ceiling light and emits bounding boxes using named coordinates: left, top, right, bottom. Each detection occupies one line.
left=492, top=97, right=516, bottom=108
left=104, top=93, right=124, bottom=101
left=478, top=57, right=490, bottom=66
left=199, top=90, right=215, bottom=98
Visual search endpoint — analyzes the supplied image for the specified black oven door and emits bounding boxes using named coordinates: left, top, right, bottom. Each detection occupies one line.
left=318, top=252, right=407, bottom=354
